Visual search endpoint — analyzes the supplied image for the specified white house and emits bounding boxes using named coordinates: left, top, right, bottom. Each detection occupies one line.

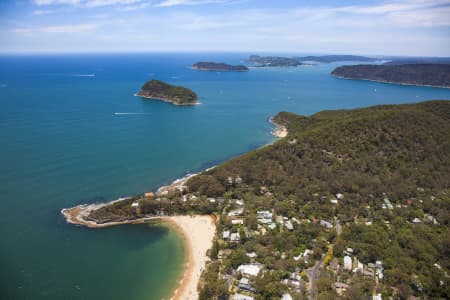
left=223, top=230, right=230, bottom=240
left=232, top=219, right=244, bottom=225
left=230, top=232, right=240, bottom=243
left=285, top=221, right=294, bottom=230
left=237, top=263, right=263, bottom=277
left=344, top=256, right=352, bottom=271
left=257, top=210, right=272, bottom=219
left=320, top=220, right=333, bottom=228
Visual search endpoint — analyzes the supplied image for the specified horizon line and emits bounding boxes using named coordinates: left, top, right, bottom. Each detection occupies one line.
left=0, top=50, right=449, bottom=58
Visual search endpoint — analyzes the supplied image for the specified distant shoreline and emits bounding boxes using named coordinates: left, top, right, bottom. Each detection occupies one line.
left=191, top=66, right=248, bottom=72
left=331, top=74, right=450, bottom=89
left=134, top=93, right=201, bottom=106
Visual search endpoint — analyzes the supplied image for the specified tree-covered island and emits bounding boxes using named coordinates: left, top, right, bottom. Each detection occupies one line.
left=248, top=55, right=303, bottom=67
left=192, top=62, right=249, bottom=71
left=135, top=79, right=199, bottom=105
left=64, top=100, right=449, bottom=300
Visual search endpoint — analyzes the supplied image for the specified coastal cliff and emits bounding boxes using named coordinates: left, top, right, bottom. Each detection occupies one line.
left=136, top=80, right=199, bottom=105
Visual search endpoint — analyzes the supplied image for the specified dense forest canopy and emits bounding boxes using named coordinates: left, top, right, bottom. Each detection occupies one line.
left=331, top=64, right=450, bottom=88
left=137, top=79, right=198, bottom=105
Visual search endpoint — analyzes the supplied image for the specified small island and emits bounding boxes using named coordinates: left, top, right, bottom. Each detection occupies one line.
left=192, top=61, right=249, bottom=71
left=331, top=64, right=450, bottom=88
left=135, top=79, right=199, bottom=105
left=248, top=55, right=302, bottom=67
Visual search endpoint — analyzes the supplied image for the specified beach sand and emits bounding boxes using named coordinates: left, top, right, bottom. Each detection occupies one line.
left=273, top=126, right=288, bottom=138
left=163, top=215, right=216, bottom=300
left=269, top=117, right=288, bottom=138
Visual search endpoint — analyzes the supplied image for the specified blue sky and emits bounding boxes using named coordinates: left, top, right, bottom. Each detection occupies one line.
left=1, top=0, right=449, bottom=55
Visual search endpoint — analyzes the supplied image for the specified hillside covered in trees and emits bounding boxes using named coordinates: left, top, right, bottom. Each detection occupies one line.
left=85, top=100, right=449, bottom=299
left=136, top=79, right=198, bottom=105
left=331, top=64, right=450, bottom=88
left=186, top=100, right=449, bottom=299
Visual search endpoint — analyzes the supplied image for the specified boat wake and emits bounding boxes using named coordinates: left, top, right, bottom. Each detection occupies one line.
left=75, top=74, right=95, bottom=77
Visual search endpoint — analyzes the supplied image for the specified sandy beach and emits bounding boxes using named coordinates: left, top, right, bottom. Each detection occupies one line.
left=270, top=118, right=288, bottom=138
left=163, top=215, right=216, bottom=300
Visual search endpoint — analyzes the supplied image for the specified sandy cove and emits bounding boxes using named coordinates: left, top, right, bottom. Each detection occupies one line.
left=270, top=118, right=288, bottom=138
left=163, top=215, right=216, bottom=300
left=61, top=204, right=216, bottom=300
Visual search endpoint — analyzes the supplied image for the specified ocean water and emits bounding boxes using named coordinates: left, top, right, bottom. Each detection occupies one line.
left=1, top=53, right=449, bottom=300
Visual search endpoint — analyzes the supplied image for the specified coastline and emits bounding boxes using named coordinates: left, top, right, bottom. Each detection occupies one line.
left=331, top=74, right=450, bottom=89
left=134, top=93, right=201, bottom=106
left=191, top=66, right=248, bottom=72
left=270, top=117, right=288, bottom=138
left=60, top=115, right=283, bottom=299
left=162, top=215, right=216, bottom=300
left=61, top=205, right=216, bottom=300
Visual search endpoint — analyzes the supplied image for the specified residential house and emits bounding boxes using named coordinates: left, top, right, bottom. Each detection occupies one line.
left=344, top=256, right=352, bottom=271
left=320, top=220, right=333, bottom=229
left=230, top=232, right=240, bottom=244
left=237, top=263, right=263, bottom=277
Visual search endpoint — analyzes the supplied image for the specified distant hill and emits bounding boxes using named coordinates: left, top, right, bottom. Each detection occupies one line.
left=192, top=62, right=249, bottom=71
left=384, top=57, right=450, bottom=65
left=136, top=80, right=198, bottom=105
left=297, top=55, right=377, bottom=63
left=331, top=64, right=450, bottom=88
left=248, top=55, right=302, bottom=67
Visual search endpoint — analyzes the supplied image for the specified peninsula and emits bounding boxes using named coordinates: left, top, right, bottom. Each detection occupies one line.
left=296, top=54, right=377, bottom=63
left=331, top=64, right=450, bottom=88
left=248, top=54, right=378, bottom=67
left=62, top=100, right=450, bottom=300
left=135, top=79, right=199, bottom=105
left=192, top=61, right=249, bottom=71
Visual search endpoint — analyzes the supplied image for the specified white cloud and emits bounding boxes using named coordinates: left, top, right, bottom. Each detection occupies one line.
left=34, top=0, right=81, bottom=5
left=84, top=0, right=145, bottom=8
left=13, top=23, right=97, bottom=33
left=155, top=0, right=234, bottom=7
left=33, top=0, right=147, bottom=7
left=32, top=9, right=57, bottom=15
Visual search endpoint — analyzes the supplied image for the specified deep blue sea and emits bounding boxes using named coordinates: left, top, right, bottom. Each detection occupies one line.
left=1, top=53, right=449, bottom=300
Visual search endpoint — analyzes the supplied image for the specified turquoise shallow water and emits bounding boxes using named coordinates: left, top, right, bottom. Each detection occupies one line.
left=1, top=53, right=450, bottom=300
